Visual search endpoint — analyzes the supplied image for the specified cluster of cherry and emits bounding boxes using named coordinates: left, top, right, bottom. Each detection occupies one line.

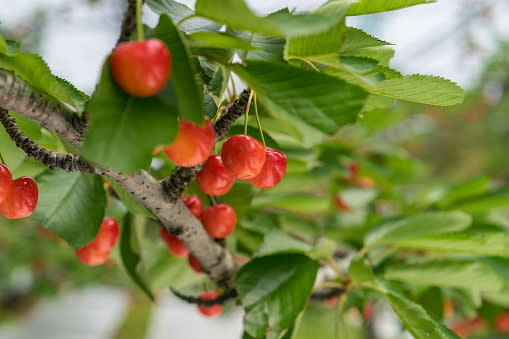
left=74, top=217, right=119, bottom=266
left=0, top=163, right=38, bottom=219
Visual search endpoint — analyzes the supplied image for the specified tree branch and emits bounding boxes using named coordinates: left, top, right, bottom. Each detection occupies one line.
left=171, top=288, right=238, bottom=306
left=117, top=0, right=145, bottom=46
left=162, top=89, right=251, bottom=202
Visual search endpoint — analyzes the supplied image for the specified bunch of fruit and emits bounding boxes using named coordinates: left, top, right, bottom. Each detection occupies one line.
left=74, top=217, right=120, bottom=266
left=0, top=163, right=38, bottom=219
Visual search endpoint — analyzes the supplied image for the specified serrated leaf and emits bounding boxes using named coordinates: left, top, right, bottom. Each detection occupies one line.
left=341, top=46, right=395, bottom=67
left=119, top=215, right=155, bottom=301
left=154, top=14, right=204, bottom=124
left=347, top=0, right=436, bottom=16
left=0, top=53, right=87, bottom=112
left=146, top=0, right=221, bottom=33
left=188, top=32, right=258, bottom=51
left=384, top=259, right=505, bottom=292
left=235, top=254, right=319, bottom=338
left=31, top=170, right=107, bottom=249
left=234, top=30, right=286, bottom=62
left=231, top=60, right=368, bottom=138
left=340, top=27, right=392, bottom=52
left=365, top=211, right=472, bottom=248
left=195, top=0, right=337, bottom=38
left=253, top=229, right=312, bottom=258
left=285, top=23, right=346, bottom=59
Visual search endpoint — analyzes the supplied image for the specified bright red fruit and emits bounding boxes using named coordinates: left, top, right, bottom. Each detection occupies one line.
left=188, top=254, right=203, bottom=274
left=495, top=312, right=509, bottom=334
left=334, top=195, right=350, bottom=212
left=198, top=291, right=224, bottom=317
left=347, top=162, right=359, bottom=178
left=111, top=38, right=171, bottom=97
left=164, top=117, right=215, bottom=167
left=221, top=135, right=266, bottom=180
left=196, top=155, right=234, bottom=196
left=74, top=217, right=120, bottom=266
left=202, top=203, right=236, bottom=238
left=182, top=194, right=203, bottom=218
left=160, top=228, right=189, bottom=257
left=248, top=147, right=287, bottom=189
left=0, top=177, right=38, bottom=219
left=0, top=164, right=13, bottom=204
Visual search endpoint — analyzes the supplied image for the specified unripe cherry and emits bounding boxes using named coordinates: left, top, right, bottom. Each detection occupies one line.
left=0, top=164, right=13, bottom=204
left=202, top=203, right=236, bottom=238
left=182, top=194, right=203, bottom=218
left=165, top=117, right=215, bottom=167
left=198, top=291, right=224, bottom=317
left=196, top=155, right=234, bottom=196
left=0, top=176, right=38, bottom=219
left=159, top=228, right=189, bottom=258
left=221, top=135, right=266, bottom=180
left=248, top=147, right=287, bottom=189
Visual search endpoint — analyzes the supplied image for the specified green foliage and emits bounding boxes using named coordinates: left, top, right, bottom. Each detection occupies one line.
left=346, top=0, right=436, bottom=16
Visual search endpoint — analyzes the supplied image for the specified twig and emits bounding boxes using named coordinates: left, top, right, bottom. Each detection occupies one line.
left=171, top=288, right=238, bottom=306
left=116, top=0, right=145, bottom=46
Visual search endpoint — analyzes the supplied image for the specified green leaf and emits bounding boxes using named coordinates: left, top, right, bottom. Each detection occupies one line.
left=437, top=176, right=491, bottom=208
left=365, top=211, right=472, bottom=248
left=347, top=0, right=436, bottom=16
left=0, top=34, right=6, bottom=54
left=0, top=54, right=87, bottom=112
left=231, top=60, right=368, bottom=137
left=417, top=287, right=444, bottom=321
left=234, top=31, right=285, bottom=62
left=341, top=46, right=395, bottom=67
left=235, top=254, right=319, bottom=338
left=384, top=259, right=506, bottom=292
left=253, top=229, right=312, bottom=258
left=119, top=216, right=155, bottom=301
left=480, top=257, right=509, bottom=286
left=83, top=57, right=178, bottom=173
left=386, top=290, right=460, bottom=339
left=252, top=193, right=329, bottom=214
left=308, top=238, right=337, bottom=259
left=450, top=188, right=509, bottom=215
left=146, top=0, right=221, bottom=33
left=154, top=14, right=204, bottom=124
left=106, top=178, right=156, bottom=219
left=188, top=32, right=258, bottom=51
left=31, top=170, right=107, bottom=249
left=349, top=256, right=378, bottom=287
left=195, top=0, right=337, bottom=38
left=285, top=23, right=346, bottom=59
left=340, top=27, right=392, bottom=52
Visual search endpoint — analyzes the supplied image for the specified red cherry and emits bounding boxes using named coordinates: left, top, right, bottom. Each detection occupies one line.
left=188, top=254, right=203, bottom=274
left=0, top=177, right=38, bottom=219
left=202, top=203, right=236, bottom=238
left=0, top=164, right=13, bottom=204
left=495, top=312, right=509, bottom=334
left=74, top=248, right=110, bottom=266
left=160, top=228, right=189, bottom=257
left=111, top=38, right=171, bottom=97
left=182, top=194, right=203, bottom=218
left=164, top=117, right=215, bottom=167
left=94, top=217, right=120, bottom=253
left=354, top=176, right=375, bottom=189
left=347, top=162, right=359, bottom=178
left=196, top=155, right=234, bottom=196
left=221, top=135, right=266, bottom=180
left=198, top=291, right=224, bottom=317
left=248, top=147, right=287, bottom=189
left=334, top=194, right=350, bottom=212
left=322, top=296, right=338, bottom=308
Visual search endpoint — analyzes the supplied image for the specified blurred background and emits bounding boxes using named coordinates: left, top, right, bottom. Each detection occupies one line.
left=1, top=0, right=509, bottom=338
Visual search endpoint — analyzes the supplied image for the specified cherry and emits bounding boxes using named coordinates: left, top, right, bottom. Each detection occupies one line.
left=248, top=147, right=287, bottom=189
left=160, top=228, right=189, bottom=257
left=322, top=296, right=338, bottom=308
left=202, top=203, right=236, bottom=238
left=198, top=291, right=224, bottom=317
left=495, top=312, right=509, bottom=334
left=74, top=217, right=120, bottom=266
left=164, top=117, right=215, bottom=167
left=355, top=176, right=375, bottom=188
left=196, top=155, right=234, bottom=196
left=0, top=177, right=38, bottom=219
left=334, top=194, right=350, bottom=212
left=0, top=164, right=13, bottom=204
left=111, top=38, right=171, bottom=97
left=182, top=194, right=203, bottom=218
left=221, top=135, right=266, bottom=180
left=188, top=254, right=203, bottom=274
left=347, top=162, right=359, bottom=179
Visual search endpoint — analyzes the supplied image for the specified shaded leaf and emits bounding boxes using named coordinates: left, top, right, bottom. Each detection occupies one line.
left=254, top=229, right=312, bottom=257
left=189, top=32, right=258, bottom=50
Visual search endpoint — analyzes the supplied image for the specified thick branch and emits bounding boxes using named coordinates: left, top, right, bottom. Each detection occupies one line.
left=162, top=89, right=251, bottom=202
left=0, top=109, right=94, bottom=173
left=0, top=70, right=83, bottom=147
left=171, top=288, right=238, bottom=306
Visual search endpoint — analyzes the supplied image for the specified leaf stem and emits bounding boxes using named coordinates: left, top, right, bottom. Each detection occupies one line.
left=253, top=94, right=266, bottom=148
left=244, top=90, right=254, bottom=135
left=136, top=0, right=144, bottom=41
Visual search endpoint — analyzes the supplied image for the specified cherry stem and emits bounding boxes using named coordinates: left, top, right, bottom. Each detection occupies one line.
left=136, top=0, right=144, bottom=41
left=244, top=90, right=254, bottom=135
left=0, top=151, right=5, bottom=165
left=253, top=94, right=266, bottom=148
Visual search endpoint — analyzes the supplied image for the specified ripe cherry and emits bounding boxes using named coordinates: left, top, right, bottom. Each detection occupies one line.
left=111, top=38, right=171, bottom=97
left=355, top=176, right=375, bottom=189
left=0, top=164, right=13, bottom=204
left=248, top=147, right=287, bottom=189
left=347, top=162, right=359, bottom=179
left=202, top=203, right=236, bottom=238
left=196, top=155, right=234, bottom=196
left=164, top=117, right=215, bottom=167
left=74, top=217, right=120, bottom=266
left=188, top=254, right=203, bottom=274
left=182, top=194, right=203, bottom=218
left=495, top=312, right=509, bottom=334
left=0, top=177, right=38, bottom=219
left=334, top=194, right=350, bottom=212
left=221, top=135, right=266, bottom=180
left=160, top=228, right=189, bottom=258
left=198, top=291, right=224, bottom=317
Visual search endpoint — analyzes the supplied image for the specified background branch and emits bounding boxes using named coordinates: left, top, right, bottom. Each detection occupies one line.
left=171, top=288, right=238, bottom=306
